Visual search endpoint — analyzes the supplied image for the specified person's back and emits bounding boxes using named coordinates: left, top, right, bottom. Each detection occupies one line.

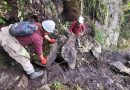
left=16, top=22, right=43, bottom=57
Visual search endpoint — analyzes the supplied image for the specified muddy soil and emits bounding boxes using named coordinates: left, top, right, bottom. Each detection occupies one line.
left=0, top=48, right=130, bottom=90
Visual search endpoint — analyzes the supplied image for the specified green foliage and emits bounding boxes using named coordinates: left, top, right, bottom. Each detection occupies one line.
left=50, top=82, right=82, bottom=90
left=0, top=18, right=6, bottom=24
left=84, top=0, right=108, bottom=24
left=17, top=0, right=33, bottom=21
left=17, top=0, right=25, bottom=21
left=118, top=1, right=130, bottom=49
left=127, top=2, right=130, bottom=6
left=123, top=0, right=129, bottom=4
left=120, top=3, right=130, bottom=40
left=120, top=23, right=130, bottom=40
left=51, top=81, right=65, bottom=90
left=0, top=0, right=11, bottom=24
left=95, top=29, right=104, bottom=45
left=0, top=0, right=12, bottom=11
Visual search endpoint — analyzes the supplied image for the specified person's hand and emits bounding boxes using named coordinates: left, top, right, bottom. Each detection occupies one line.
left=49, top=38, right=56, bottom=43
left=79, top=32, right=84, bottom=36
left=40, top=57, right=47, bottom=64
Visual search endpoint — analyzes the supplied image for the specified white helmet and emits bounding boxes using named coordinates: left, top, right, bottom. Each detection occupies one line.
left=78, top=15, right=85, bottom=24
left=42, top=20, right=55, bottom=33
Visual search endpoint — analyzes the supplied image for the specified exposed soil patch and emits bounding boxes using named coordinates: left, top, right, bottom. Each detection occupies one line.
left=0, top=49, right=130, bottom=90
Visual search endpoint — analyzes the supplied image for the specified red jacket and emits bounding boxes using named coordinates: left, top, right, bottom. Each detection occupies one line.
left=69, top=21, right=85, bottom=35
left=16, top=23, right=45, bottom=58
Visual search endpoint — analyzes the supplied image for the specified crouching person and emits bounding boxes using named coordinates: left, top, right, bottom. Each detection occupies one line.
left=0, top=20, right=56, bottom=79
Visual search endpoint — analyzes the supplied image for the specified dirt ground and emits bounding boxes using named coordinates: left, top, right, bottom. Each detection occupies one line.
left=0, top=48, right=130, bottom=90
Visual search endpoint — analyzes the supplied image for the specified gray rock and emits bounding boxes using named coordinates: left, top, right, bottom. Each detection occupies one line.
left=38, top=84, right=50, bottom=90
left=17, top=75, right=28, bottom=89
left=41, top=0, right=50, bottom=4
left=62, top=35, right=77, bottom=69
left=115, top=83, right=129, bottom=90
left=91, top=44, right=102, bottom=59
left=41, top=70, right=47, bottom=84
left=78, top=35, right=102, bottom=59
left=110, top=61, right=130, bottom=75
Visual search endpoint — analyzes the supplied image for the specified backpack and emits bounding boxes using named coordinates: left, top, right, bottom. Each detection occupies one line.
left=9, top=21, right=38, bottom=36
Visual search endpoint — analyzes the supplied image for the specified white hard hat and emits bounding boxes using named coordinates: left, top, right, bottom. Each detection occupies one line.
left=78, top=15, right=85, bottom=24
left=42, top=20, right=55, bottom=33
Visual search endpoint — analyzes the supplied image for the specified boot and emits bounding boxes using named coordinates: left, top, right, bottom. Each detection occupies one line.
left=30, top=70, right=43, bottom=79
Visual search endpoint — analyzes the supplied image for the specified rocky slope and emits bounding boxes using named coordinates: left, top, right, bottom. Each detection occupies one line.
left=0, top=0, right=130, bottom=90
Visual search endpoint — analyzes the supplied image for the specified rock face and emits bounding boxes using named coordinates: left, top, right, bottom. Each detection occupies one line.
left=0, top=0, right=125, bottom=49
left=83, top=0, right=123, bottom=49
left=102, top=0, right=122, bottom=48
left=110, top=50, right=130, bottom=76
left=61, top=33, right=101, bottom=69
left=63, top=0, right=127, bottom=49
left=62, top=35, right=77, bottom=69
left=1, top=0, right=130, bottom=90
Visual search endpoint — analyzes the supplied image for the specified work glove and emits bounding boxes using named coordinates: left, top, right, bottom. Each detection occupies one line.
left=40, top=57, right=47, bottom=64
left=49, top=38, right=56, bottom=43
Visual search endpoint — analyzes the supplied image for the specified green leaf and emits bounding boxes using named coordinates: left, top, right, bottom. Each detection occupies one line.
left=0, top=18, right=6, bottom=24
left=20, top=17, right=23, bottom=22
left=18, top=11, right=22, bottom=18
left=95, top=29, right=104, bottom=45
left=3, top=1, right=7, bottom=5
left=128, top=2, right=130, bottom=6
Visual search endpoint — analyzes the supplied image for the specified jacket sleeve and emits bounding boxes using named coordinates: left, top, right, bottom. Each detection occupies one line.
left=81, top=24, right=86, bottom=32
left=69, top=21, right=76, bottom=33
left=32, top=33, right=43, bottom=58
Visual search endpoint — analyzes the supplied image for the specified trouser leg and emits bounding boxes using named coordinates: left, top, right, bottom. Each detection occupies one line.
left=3, top=44, right=35, bottom=74
left=0, top=25, right=35, bottom=74
left=76, top=36, right=81, bottom=47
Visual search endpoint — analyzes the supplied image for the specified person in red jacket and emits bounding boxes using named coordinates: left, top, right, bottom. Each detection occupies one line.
left=16, top=20, right=56, bottom=65
left=69, top=15, right=86, bottom=36
left=0, top=20, right=56, bottom=79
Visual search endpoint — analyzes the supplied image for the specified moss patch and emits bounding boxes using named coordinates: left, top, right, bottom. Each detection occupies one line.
left=50, top=81, right=82, bottom=90
left=95, top=29, right=104, bottom=45
left=84, top=0, right=108, bottom=24
left=118, top=1, right=130, bottom=49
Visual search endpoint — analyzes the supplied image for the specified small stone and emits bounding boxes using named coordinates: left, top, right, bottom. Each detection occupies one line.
left=97, top=83, right=104, bottom=90
left=41, top=71, right=47, bottom=84
left=38, top=84, right=50, bottom=90
left=110, top=61, right=130, bottom=75
left=17, top=75, right=28, bottom=89
left=81, top=58, right=85, bottom=61
left=14, top=76, right=20, bottom=81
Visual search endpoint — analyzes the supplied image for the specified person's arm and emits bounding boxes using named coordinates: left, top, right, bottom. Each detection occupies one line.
left=81, top=24, right=86, bottom=32
left=69, top=21, right=76, bottom=33
left=44, top=34, right=56, bottom=43
left=32, top=33, right=47, bottom=63
left=77, top=24, right=86, bottom=36
left=44, top=34, right=51, bottom=41
left=34, top=38, right=47, bottom=64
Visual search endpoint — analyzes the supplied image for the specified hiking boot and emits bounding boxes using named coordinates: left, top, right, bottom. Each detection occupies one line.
left=30, top=70, right=43, bottom=79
